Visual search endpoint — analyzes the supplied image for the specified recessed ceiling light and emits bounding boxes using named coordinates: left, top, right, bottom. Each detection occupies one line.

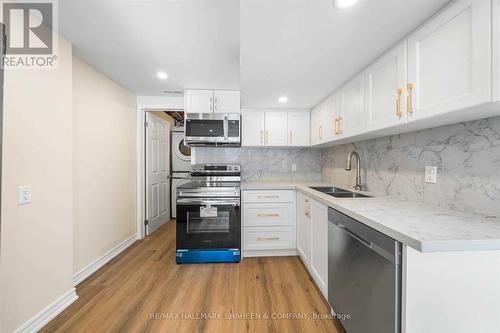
left=157, top=71, right=168, bottom=80
left=278, top=96, right=288, bottom=103
left=334, top=0, right=358, bottom=9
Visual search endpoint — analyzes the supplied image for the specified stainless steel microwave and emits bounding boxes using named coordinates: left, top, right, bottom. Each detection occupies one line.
left=184, top=113, right=241, bottom=147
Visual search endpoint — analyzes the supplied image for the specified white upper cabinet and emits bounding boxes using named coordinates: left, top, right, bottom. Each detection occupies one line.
left=337, top=73, right=365, bottom=137
left=185, top=89, right=240, bottom=114
left=185, top=89, right=214, bottom=113
left=365, top=42, right=408, bottom=131
left=242, top=110, right=265, bottom=146
left=213, top=90, right=241, bottom=113
left=264, top=112, right=288, bottom=146
left=407, top=0, right=492, bottom=120
left=287, top=111, right=310, bottom=146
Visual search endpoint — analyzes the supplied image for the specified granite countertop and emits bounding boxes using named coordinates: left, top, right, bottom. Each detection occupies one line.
left=242, top=181, right=500, bottom=253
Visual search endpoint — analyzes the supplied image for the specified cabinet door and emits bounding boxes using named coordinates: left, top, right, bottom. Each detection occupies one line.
left=296, top=193, right=311, bottom=265
left=325, top=93, right=340, bottom=141
left=287, top=111, right=310, bottom=146
left=214, top=90, right=240, bottom=114
left=365, top=42, right=408, bottom=131
left=264, top=111, right=288, bottom=146
left=310, top=200, right=328, bottom=296
left=310, top=106, right=320, bottom=146
left=338, top=73, right=365, bottom=136
left=241, top=110, right=265, bottom=146
left=185, top=89, right=214, bottom=113
left=407, top=0, right=492, bottom=120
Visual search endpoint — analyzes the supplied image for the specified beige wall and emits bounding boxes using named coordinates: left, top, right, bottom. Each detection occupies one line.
left=0, top=38, right=74, bottom=332
left=72, top=55, right=137, bottom=273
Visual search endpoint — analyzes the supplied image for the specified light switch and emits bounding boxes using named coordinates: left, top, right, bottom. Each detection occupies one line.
left=18, top=186, right=32, bottom=205
left=291, top=163, right=297, bottom=172
left=424, top=166, right=437, bottom=184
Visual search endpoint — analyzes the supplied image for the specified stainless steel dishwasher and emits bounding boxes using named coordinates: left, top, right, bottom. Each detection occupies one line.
left=328, top=208, right=402, bottom=333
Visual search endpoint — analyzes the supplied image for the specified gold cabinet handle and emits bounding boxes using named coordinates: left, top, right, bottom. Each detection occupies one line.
left=396, top=88, right=403, bottom=118
left=406, top=83, right=414, bottom=114
left=257, top=213, right=280, bottom=217
left=319, top=126, right=323, bottom=140
left=257, top=195, right=279, bottom=199
left=289, top=130, right=292, bottom=144
left=304, top=199, right=311, bottom=217
left=257, top=237, right=280, bottom=241
left=338, top=116, right=343, bottom=134
left=265, top=130, right=269, bottom=144
left=335, top=118, right=340, bottom=135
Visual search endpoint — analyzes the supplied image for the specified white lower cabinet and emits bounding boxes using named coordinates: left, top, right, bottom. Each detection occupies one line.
left=296, top=192, right=328, bottom=299
left=242, top=190, right=296, bottom=257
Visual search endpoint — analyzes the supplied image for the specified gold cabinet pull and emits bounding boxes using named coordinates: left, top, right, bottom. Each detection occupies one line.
left=257, top=195, right=279, bottom=199
left=304, top=199, right=311, bottom=217
left=257, top=237, right=280, bottom=241
left=257, top=213, right=280, bottom=217
left=338, top=116, right=343, bottom=134
left=265, top=130, right=269, bottom=144
left=289, top=130, right=292, bottom=144
left=406, top=83, right=414, bottom=114
left=319, top=126, right=323, bottom=140
left=396, top=88, right=403, bottom=118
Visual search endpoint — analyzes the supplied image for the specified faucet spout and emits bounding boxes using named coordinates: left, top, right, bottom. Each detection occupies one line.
left=345, top=151, right=362, bottom=191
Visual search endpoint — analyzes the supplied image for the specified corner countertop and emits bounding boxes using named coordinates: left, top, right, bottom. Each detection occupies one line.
left=242, top=181, right=500, bottom=253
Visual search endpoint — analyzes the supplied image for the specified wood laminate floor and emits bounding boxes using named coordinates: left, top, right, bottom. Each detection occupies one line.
left=42, top=220, right=344, bottom=333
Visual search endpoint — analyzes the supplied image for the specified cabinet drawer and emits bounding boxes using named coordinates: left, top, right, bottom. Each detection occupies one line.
left=243, top=203, right=294, bottom=227
left=243, top=190, right=294, bottom=203
left=244, top=227, right=295, bottom=251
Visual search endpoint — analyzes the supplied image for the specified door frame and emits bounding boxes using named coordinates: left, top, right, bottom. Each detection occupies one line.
left=136, top=96, right=183, bottom=240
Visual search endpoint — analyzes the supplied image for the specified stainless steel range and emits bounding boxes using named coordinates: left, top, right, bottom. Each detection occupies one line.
left=176, top=164, right=241, bottom=264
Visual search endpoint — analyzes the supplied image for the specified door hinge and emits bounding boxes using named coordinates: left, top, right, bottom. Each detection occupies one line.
left=144, top=219, right=149, bottom=226
left=145, top=121, right=149, bottom=127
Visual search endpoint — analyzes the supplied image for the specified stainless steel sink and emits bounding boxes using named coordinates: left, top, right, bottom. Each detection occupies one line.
left=309, top=186, right=372, bottom=198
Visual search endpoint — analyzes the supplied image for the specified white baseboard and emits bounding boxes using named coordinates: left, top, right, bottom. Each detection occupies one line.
left=243, top=249, right=298, bottom=258
left=73, top=234, right=137, bottom=286
left=14, top=288, right=78, bottom=333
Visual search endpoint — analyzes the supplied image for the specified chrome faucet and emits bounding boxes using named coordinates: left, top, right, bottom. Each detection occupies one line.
left=345, top=151, right=362, bottom=191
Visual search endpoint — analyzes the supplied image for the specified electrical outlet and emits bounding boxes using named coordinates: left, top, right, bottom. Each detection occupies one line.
left=18, top=186, right=32, bottom=205
left=291, top=163, right=297, bottom=172
left=424, top=166, right=437, bottom=184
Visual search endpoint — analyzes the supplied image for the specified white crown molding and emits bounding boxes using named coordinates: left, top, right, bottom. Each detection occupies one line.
left=73, top=234, right=137, bottom=286
left=14, top=288, right=78, bottom=333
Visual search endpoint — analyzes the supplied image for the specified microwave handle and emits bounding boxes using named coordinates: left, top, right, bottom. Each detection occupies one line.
left=223, top=115, right=229, bottom=140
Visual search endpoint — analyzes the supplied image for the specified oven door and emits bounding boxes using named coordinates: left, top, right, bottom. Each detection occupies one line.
left=176, top=198, right=241, bottom=250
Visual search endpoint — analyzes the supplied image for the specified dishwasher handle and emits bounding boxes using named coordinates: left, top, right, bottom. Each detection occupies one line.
left=337, top=223, right=372, bottom=248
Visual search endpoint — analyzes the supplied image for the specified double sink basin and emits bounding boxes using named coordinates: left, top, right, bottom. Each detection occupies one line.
left=309, top=186, right=372, bottom=198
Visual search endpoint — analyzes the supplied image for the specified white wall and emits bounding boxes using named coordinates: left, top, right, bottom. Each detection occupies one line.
left=0, top=37, right=74, bottom=333
left=73, top=55, right=137, bottom=273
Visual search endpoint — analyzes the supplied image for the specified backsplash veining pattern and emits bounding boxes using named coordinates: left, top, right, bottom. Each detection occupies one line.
left=193, top=147, right=322, bottom=182
left=321, top=116, right=500, bottom=218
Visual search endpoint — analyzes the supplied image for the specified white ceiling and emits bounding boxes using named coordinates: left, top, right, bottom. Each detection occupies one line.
left=240, top=0, right=450, bottom=109
left=59, top=0, right=240, bottom=95
left=59, top=0, right=450, bottom=108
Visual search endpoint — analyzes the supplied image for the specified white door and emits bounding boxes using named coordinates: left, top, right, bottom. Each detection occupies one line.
left=264, top=111, right=288, bottom=146
left=214, top=90, right=241, bottom=113
left=241, top=110, right=265, bottom=146
left=146, top=112, right=170, bottom=235
left=339, top=73, right=365, bottom=137
left=287, top=111, right=310, bottom=146
left=365, top=42, right=408, bottom=131
left=407, top=0, right=492, bottom=120
left=185, top=89, right=214, bottom=113
left=296, top=193, right=311, bottom=266
left=310, top=200, right=328, bottom=297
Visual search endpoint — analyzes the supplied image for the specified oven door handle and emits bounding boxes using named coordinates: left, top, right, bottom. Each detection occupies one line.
left=176, top=198, right=240, bottom=206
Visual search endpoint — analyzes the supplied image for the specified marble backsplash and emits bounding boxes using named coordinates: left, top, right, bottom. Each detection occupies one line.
left=193, top=147, right=322, bottom=182
left=321, top=116, right=500, bottom=218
